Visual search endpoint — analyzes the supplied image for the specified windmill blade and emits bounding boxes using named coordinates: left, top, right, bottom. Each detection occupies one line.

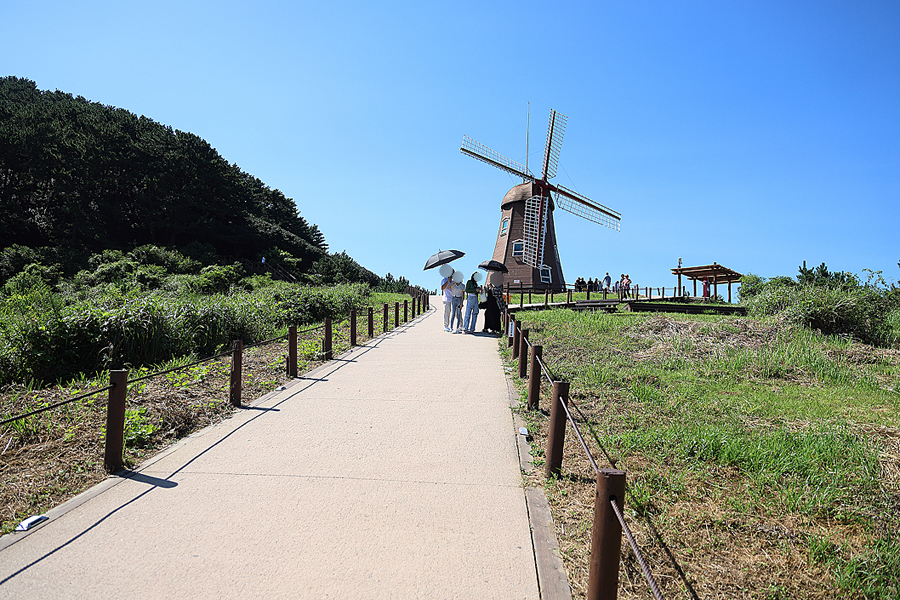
left=541, top=109, right=567, bottom=181
left=522, top=195, right=549, bottom=268
left=555, top=184, right=622, bottom=232
left=460, top=135, right=535, bottom=182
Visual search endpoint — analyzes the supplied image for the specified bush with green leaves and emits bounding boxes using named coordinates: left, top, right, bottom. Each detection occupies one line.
left=742, top=267, right=900, bottom=347
left=190, top=263, right=247, bottom=295
left=0, top=281, right=375, bottom=386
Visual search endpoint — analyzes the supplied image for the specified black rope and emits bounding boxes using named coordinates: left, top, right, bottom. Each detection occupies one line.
left=571, top=396, right=617, bottom=469
left=243, top=331, right=290, bottom=350
left=610, top=497, right=665, bottom=600
left=558, top=395, right=600, bottom=474
left=0, top=385, right=114, bottom=427
left=128, top=350, right=234, bottom=385
left=535, top=353, right=555, bottom=384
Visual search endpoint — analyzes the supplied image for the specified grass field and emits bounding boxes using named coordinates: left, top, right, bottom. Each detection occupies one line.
left=509, top=309, right=900, bottom=599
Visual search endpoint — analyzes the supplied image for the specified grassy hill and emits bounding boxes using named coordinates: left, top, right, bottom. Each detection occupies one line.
left=512, top=308, right=899, bottom=599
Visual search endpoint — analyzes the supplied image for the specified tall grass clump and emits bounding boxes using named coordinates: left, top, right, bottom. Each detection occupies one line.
left=0, top=280, right=374, bottom=386
left=742, top=269, right=900, bottom=348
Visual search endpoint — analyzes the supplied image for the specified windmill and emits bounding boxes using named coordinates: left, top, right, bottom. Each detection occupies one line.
left=460, top=109, right=621, bottom=290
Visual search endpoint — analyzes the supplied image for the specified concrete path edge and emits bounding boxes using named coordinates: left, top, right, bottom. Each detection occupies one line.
left=504, top=371, right=573, bottom=600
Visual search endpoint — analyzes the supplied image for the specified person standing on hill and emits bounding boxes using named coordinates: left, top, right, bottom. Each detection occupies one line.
left=450, top=271, right=465, bottom=333
left=440, top=265, right=454, bottom=331
left=463, top=271, right=482, bottom=333
left=603, top=272, right=611, bottom=292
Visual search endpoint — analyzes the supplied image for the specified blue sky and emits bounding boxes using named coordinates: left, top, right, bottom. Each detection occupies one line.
left=3, top=1, right=898, bottom=291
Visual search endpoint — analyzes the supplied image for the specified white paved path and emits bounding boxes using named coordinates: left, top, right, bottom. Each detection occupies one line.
left=0, top=298, right=539, bottom=599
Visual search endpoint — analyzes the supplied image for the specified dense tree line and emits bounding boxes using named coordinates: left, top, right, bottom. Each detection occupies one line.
left=0, top=76, right=327, bottom=276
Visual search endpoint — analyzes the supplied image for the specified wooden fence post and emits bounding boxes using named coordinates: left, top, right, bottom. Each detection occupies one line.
left=323, top=318, right=333, bottom=360
left=512, top=320, right=522, bottom=360
left=518, top=329, right=529, bottom=378
left=350, top=311, right=357, bottom=347
left=404, top=299, right=408, bottom=322
left=104, top=369, right=128, bottom=472
left=288, top=326, right=298, bottom=377
left=545, top=381, right=570, bottom=477
left=230, top=340, right=242, bottom=407
left=383, top=303, right=389, bottom=332
left=587, top=469, right=627, bottom=600
left=368, top=306, right=374, bottom=338
left=394, top=302, right=399, bottom=328
left=527, top=345, right=542, bottom=410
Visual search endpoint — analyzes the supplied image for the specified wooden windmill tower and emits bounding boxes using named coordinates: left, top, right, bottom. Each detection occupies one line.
left=460, top=109, right=621, bottom=290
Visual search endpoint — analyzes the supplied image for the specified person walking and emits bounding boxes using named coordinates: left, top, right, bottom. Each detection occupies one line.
left=603, top=272, right=611, bottom=292
left=463, top=272, right=482, bottom=333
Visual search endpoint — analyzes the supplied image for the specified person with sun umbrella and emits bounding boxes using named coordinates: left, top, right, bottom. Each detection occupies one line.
left=463, top=271, right=482, bottom=333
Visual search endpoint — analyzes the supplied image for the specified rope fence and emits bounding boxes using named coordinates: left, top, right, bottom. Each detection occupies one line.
left=2, top=290, right=432, bottom=474
left=504, top=308, right=673, bottom=600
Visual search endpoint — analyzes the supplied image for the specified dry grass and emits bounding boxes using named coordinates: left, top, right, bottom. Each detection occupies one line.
left=514, top=312, right=900, bottom=599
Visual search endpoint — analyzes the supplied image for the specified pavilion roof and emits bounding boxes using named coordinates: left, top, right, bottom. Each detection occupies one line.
left=671, top=263, right=743, bottom=283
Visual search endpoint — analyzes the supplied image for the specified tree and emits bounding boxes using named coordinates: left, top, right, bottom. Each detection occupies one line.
left=0, top=76, right=330, bottom=277
left=797, top=261, right=856, bottom=288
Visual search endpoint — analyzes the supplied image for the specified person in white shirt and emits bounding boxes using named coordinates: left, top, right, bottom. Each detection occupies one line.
left=449, top=271, right=465, bottom=333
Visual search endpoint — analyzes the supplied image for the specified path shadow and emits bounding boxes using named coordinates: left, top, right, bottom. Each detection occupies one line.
left=121, top=471, right=178, bottom=488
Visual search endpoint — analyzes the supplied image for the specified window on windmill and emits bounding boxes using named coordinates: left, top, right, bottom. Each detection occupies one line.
left=540, top=266, right=552, bottom=284
left=512, top=240, right=524, bottom=257
left=500, top=219, right=509, bottom=236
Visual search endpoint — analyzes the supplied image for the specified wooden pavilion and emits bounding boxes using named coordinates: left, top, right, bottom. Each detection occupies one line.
left=671, top=262, right=743, bottom=303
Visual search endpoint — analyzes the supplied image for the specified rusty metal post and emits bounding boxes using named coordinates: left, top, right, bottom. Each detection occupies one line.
left=513, top=320, right=522, bottom=360
left=350, top=311, right=357, bottom=346
left=104, top=370, right=128, bottom=472
left=587, top=469, right=627, bottom=600
left=518, top=329, right=529, bottom=378
left=394, top=302, right=399, bottom=327
left=383, top=303, right=388, bottom=332
left=527, top=345, right=542, bottom=410
left=230, top=340, right=242, bottom=407
left=545, top=381, right=570, bottom=478
left=288, top=326, right=298, bottom=377
left=404, top=299, right=408, bottom=322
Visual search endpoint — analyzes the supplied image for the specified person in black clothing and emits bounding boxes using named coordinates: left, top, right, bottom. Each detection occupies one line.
left=480, top=283, right=503, bottom=334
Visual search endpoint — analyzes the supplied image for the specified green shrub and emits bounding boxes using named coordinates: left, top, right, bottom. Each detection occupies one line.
left=0, top=281, right=375, bottom=386
left=744, top=276, right=900, bottom=347
left=129, top=245, right=201, bottom=274
left=191, top=263, right=246, bottom=294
